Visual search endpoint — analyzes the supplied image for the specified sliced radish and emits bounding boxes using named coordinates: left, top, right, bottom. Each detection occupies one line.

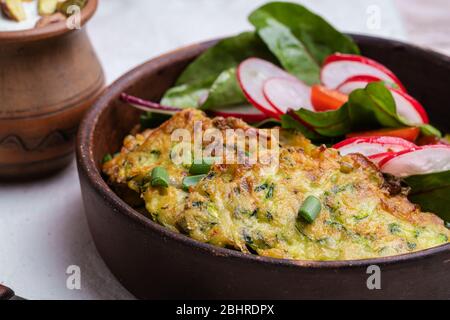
left=336, top=75, right=402, bottom=95
left=391, top=88, right=429, bottom=125
left=210, top=104, right=268, bottom=122
left=337, top=75, right=382, bottom=94
left=380, top=145, right=450, bottom=177
left=120, top=93, right=182, bottom=115
left=334, top=136, right=416, bottom=157
left=237, top=58, right=295, bottom=118
left=321, top=53, right=406, bottom=92
left=263, top=77, right=313, bottom=114
left=369, top=152, right=395, bottom=166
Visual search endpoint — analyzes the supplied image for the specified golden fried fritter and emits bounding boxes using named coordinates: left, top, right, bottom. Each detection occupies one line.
left=103, top=109, right=449, bottom=261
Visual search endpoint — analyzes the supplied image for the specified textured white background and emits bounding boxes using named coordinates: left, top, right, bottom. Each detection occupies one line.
left=0, top=0, right=408, bottom=300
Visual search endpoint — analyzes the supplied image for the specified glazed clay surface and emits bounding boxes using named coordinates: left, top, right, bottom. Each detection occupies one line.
left=0, top=0, right=104, bottom=179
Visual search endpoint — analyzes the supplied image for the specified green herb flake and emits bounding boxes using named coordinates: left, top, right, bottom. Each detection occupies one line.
left=266, top=184, right=275, bottom=199
left=182, top=174, right=207, bottom=191
left=192, top=201, right=204, bottom=208
left=389, top=223, right=401, bottom=235
left=255, top=183, right=269, bottom=193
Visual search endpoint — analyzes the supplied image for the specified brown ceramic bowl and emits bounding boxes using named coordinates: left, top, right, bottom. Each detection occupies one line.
left=0, top=0, right=104, bottom=180
left=77, top=35, right=450, bottom=300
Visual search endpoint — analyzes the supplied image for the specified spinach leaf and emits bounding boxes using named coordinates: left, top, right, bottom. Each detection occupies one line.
left=162, top=2, right=360, bottom=108
left=201, top=68, right=246, bottom=110
left=348, top=82, right=404, bottom=129
left=161, top=32, right=275, bottom=108
left=419, top=124, right=442, bottom=138
left=283, top=82, right=433, bottom=139
left=284, top=82, right=443, bottom=141
left=249, top=2, right=359, bottom=85
left=177, top=31, right=275, bottom=85
left=249, top=14, right=320, bottom=85
left=287, top=104, right=351, bottom=137
left=161, top=81, right=209, bottom=108
left=348, top=83, right=442, bottom=138
left=405, top=170, right=450, bottom=223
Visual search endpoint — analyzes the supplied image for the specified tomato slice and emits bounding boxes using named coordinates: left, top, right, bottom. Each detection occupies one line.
left=311, top=85, right=348, bottom=112
left=346, top=127, right=420, bottom=142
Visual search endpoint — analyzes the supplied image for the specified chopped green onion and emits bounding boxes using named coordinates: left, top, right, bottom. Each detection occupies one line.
left=189, top=158, right=215, bottom=175
left=102, top=153, right=113, bottom=163
left=298, top=196, right=321, bottom=223
left=182, top=174, right=207, bottom=191
left=266, top=184, right=275, bottom=199
left=151, top=167, right=169, bottom=188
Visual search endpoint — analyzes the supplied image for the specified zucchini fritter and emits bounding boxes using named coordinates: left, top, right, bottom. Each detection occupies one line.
left=104, top=109, right=449, bottom=261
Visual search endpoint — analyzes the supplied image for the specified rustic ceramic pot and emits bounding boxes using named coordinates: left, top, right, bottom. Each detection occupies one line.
left=0, top=0, right=104, bottom=179
left=77, top=35, right=450, bottom=299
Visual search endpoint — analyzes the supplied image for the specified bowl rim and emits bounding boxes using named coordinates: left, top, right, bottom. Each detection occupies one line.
left=77, top=34, right=450, bottom=270
left=0, top=0, right=97, bottom=43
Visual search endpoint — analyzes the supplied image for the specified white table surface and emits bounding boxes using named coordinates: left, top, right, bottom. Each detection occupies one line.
left=0, top=0, right=406, bottom=300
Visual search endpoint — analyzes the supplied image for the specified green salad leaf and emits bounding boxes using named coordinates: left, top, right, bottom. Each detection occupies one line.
left=161, top=2, right=359, bottom=108
left=161, top=82, right=210, bottom=109
left=286, top=82, right=442, bottom=141
left=249, top=2, right=359, bottom=85
left=405, top=170, right=450, bottom=223
left=201, top=68, right=246, bottom=109
left=419, top=124, right=442, bottom=138
left=176, top=32, right=275, bottom=85
left=161, top=32, right=275, bottom=108
left=293, top=104, right=351, bottom=137
left=348, top=82, right=405, bottom=129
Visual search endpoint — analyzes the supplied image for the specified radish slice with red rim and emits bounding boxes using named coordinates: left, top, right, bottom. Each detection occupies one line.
left=391, top=88, right=429, bottom=125
left=337, top=75, right=382, bottom=94
left=321, top=53, right=406, bottom=92
left=337, top=75, right=401, bottom=95
left=263, top=77, right=314, bottom=114
left=210, top=105, right=268, bottom=123
left=333, top=136, right=416, bottom=157
left=369, top=152, right=395, bottom=166
left=237, top=58, right=295, bottom=118
left=379, top=145, right=450, bottom=177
